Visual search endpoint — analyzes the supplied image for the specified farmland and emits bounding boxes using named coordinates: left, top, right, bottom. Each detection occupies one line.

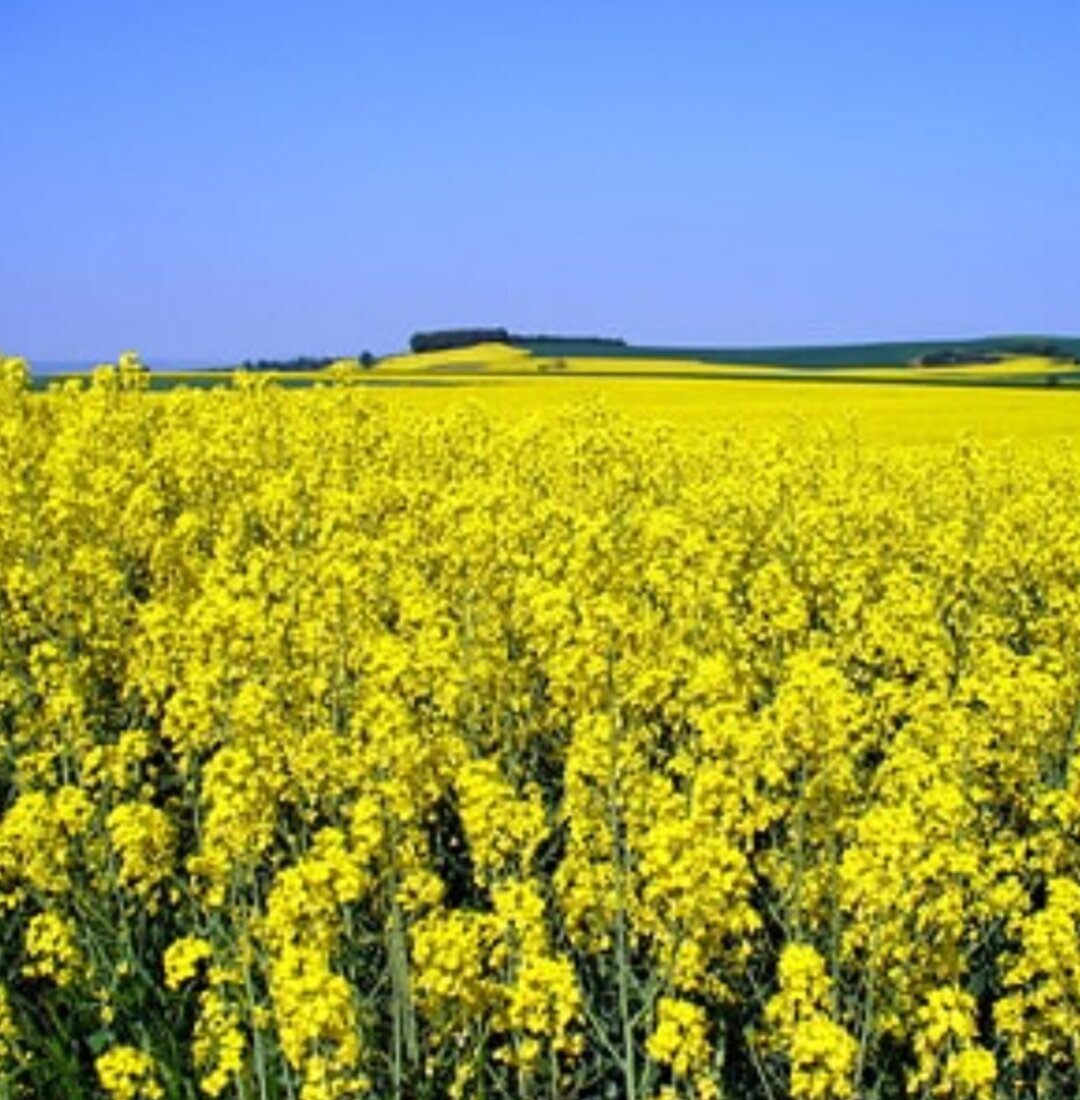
left=2, top=353, right=1080, bottom=1098
left=29, top=335, right=1080, bottom=396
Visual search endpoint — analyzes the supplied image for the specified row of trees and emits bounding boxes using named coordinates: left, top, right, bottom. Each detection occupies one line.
left=239, top=353, right=377, bottom=373
left=409, top=329, right=628, bottom=354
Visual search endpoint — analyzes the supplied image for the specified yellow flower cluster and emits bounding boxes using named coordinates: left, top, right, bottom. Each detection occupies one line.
left=95, top=1044, right=163, bottom=1100
left=22, top=910, right=82, bottom=987
left=1, top=363, right=1079, bottom=1097
left=910, top=987, right=996, bottom=1099
left=0, top=786, right=92, bottom=907
left=763, top=944, right=858, bottom=1100
left=647, top=996, right=713, bottom=1090
left=163, top=935, right=213, bottom=989
left=107, top=801, right=176, bottom=900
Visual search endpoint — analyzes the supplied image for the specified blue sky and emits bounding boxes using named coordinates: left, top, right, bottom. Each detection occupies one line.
left=2, top=1, right=1077, bottom=362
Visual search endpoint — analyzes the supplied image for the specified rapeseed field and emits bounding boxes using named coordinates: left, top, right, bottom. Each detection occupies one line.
left=3, top=353, right=1080, bottom=1099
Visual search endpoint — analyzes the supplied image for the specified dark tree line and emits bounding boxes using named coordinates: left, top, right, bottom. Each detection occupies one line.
left=410, top=329, right=512, bottom=353
left=240, top=353, right=376, bottom=372
left=409, top=328, right=627, bottom=354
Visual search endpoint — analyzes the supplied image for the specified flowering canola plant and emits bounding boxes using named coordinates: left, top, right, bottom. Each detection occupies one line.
left=2, top=353, right=1080, bottom=1098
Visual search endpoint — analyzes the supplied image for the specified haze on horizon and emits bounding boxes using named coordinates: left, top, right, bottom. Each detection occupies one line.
left=2, top=1, right=1077, bottom=363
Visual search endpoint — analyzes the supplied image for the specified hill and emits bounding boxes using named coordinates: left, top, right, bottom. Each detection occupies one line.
left=515, top=335, right=1080, bottom=368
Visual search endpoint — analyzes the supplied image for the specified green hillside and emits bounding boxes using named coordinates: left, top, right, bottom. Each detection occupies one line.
left=517, top=335, right=1080, bottom=368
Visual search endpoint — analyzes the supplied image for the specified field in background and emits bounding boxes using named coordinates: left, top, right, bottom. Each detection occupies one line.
left=354, top=374, right=1080, bottom=445
left=31, top=346, right=1080, bottom=446
left=30, top=340, right=1080, bottom=396
left=373, top=343, right=1080, bottom=388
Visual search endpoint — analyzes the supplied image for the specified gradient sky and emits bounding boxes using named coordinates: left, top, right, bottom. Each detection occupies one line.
left=2, top=1, right=1078, bottom=362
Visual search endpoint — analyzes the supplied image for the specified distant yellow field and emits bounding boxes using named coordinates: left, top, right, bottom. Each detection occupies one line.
left=376, top=347, right=804, bottom=378
left=142, top=360, right=1080, bottom=445
left=61, top=344, right=1080, bottom=449
left=367, top=374, right=1080, bottom=445
left=373, top=348, right=1074, bottom=385
left=377, top=341, right=534, bottom=372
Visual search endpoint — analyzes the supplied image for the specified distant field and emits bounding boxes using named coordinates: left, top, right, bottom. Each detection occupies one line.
left=516, top=333, right=1080, bottom=367
left=30, top=347, right=1080, bottom=444
left=369, top=344, right=1080, bottom=389
left=30, top=340, right=1080, bottom=393
left=353, top=374, right=1080, bottom=445
left=100, top=364, right=1080, bottom=445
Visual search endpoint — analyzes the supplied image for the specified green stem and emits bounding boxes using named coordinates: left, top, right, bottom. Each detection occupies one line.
left=607, top=651, right=636, bottom=1100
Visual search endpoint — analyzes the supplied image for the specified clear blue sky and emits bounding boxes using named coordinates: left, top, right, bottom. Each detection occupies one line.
left=2, top=1, right=1077, bottom=362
